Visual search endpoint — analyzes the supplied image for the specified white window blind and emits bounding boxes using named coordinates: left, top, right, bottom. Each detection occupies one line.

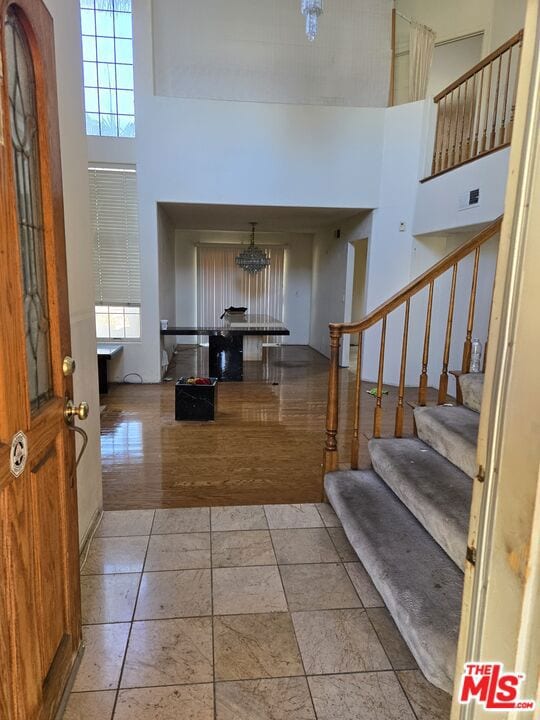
left=197, top=245, right=285, bottom=338
left=89, top=167, right=141, bottom=306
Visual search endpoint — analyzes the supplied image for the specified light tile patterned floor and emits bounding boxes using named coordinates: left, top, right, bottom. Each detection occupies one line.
left=65, top=504, right=451, bottom=720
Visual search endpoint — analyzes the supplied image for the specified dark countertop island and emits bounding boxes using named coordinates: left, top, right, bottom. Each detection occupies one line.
left=161, top=319, right=290, bottom=381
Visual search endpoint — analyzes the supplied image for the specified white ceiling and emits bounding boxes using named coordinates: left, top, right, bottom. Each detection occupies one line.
left=159, top=203, right=367, bottom=233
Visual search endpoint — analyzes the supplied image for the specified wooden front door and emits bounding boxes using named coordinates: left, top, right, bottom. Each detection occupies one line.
left=0, top=1, right=82, bottom=718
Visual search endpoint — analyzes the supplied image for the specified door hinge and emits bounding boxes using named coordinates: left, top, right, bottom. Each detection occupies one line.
left=466, top=545, right=477, bottom=565
left=476, top=465, right=485, bottom=483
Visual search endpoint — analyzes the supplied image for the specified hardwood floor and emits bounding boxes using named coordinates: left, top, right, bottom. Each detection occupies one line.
left=101, top=345, right=441, bottom=510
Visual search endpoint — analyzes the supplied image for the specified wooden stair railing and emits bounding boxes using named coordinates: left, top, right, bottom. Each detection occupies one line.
left=323, top=216, right=502, bottom=475
left=427, top=31, right=523, bottom=180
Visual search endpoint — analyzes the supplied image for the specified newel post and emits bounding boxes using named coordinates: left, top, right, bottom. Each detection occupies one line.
left=323, top=326, right=341, bottom=477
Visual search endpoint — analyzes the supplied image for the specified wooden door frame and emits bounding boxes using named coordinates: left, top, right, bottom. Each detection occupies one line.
left=451, top=1, right=540, bottom=716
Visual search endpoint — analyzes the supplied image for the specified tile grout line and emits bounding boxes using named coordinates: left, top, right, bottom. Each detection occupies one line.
left=81, top=557, right=371, bottom=579
left=71, top=666, right=411, bottom=695
left=392, top=667, right=422, bottom=720
left=265, top=506, right=319, bottom=720
left=108, top=512, right=154, bottom=720
left=209, top=508, right=217, bottom=720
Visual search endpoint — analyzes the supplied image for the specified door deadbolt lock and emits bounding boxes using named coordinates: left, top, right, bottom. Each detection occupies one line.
left=64, top=400, right=89, bottom=423
left=62, top=356, right=76, bottom=376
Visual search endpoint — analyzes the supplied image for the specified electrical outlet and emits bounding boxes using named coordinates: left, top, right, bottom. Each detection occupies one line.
left=399, top=222, right=406, bottom=232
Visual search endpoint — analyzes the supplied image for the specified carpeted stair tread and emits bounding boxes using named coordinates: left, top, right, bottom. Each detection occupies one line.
left=325, top=469, right=462, bottom=693
left=414, top=405, right=479, bottom=478
left=459, top=373, right=484, bottom=413
left=369, top=437, right=471, bottom=568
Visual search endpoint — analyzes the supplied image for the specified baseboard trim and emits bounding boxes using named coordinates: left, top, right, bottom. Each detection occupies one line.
left=79, top=507, right=103, bottom=558
left=52, top=643, right=85, bottom=720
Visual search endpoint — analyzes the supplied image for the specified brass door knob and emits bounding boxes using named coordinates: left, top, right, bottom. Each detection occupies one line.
left=64, top=400, right=89, bottom=422
left=62, top=356, right=76, bottom=376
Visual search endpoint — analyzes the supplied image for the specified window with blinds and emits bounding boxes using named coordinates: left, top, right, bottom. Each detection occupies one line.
left=197, top=244, right=285, bottom=343
left=89, top=166, right=141, bottom=339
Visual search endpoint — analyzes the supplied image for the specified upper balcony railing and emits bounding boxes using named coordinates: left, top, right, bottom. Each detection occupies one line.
left=429, top=31, right=523, bottom=179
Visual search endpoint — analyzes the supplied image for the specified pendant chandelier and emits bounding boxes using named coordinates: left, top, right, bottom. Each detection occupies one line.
left=301, top=0, right=323, bottom=42
left=235, top=222, right=270, bottom=274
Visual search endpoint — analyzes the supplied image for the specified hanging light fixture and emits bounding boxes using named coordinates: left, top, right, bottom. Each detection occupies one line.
left=301, top=0, right=323, bottom=42
left=235, top=222, right=270, bottom=274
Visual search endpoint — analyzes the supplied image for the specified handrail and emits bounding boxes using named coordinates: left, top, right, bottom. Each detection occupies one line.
left=434, top=31, right=523, bottom=102
left=329, top=217, right=502, bottom=337
left=323, top=216, right=503, bottom=477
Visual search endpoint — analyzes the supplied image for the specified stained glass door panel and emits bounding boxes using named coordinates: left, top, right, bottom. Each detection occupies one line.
left=5, top=8, right=52, bottom=411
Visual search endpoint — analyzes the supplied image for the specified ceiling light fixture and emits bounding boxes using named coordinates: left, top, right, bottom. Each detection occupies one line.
left=235, top=222, right=270, bottom=274
left=301, top=0, right=323, bottom=42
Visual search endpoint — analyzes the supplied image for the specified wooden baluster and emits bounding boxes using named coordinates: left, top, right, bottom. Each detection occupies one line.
left=395, top=300, right=410, bottom=438
left=458, top=79, right=468, bottom=163
left=490, top=54, right=503, bottom=149
left=462, top=247, right=481, bottom=373
left=466, top=73, right=477, bottom=160
left=389, top=8, right=396, bottom=106
left=482, top=294, right=495, bottom=374
left=418, top=281, right=434, bottom=406
left=451, top=85, right=461, bottom=167
left=438, top=264, right=458, bottom=404
left=439, top=95, right=449, bottom=172
left=441, top=96, right=450, bottom=172
left=323, top=328, right=341, bottom=474
left=432, top=102, right=443, bottom=176
left=482, top=61, right=493, bottom=152
left=473, top=67, right=485, bottom=157
left=499, top=46, right=513, bottom=145
left=508, top=36, right=523, bottom=143
left=350, top=331, right=363, bottom=470
left=444, top=92, right=453, bottom=169
left=373, top=316, right=387, bottom=438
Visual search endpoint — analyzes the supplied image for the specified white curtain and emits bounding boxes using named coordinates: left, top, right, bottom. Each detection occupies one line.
left=408, top=21, right=435, bottom=102
left=197, top=245, right=285, bottom=341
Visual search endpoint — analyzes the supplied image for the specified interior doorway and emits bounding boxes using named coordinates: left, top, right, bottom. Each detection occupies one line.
left=348, top=238, right=368, bottom=368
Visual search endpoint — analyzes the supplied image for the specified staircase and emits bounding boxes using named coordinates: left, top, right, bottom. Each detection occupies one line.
left=326, top=373, right=483, bottom=692
left=322, top=220, right=500, bottom=694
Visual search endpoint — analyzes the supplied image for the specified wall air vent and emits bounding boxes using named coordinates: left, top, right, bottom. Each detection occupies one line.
left=459, top=188, right=480, bottom=211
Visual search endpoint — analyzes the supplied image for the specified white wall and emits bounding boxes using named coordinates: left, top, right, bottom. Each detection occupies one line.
left=308, top=97, right=503, bottom=390
left=310, top=212, right=372, bottom=360
left=126, top=0, right=388, bottom=381
left=310, top=102, right=428, bottom=368
left=395, top=0, right=525, bottom=52
left=152, top=0, right=392, bottom=108
left=491, top=0, right=527, bottom=49
left=45, top=0, right=102, bottom=545
left=427, top=35, right=484, bottom=98
left=174, top=230, right=313, bottom=346
left=351, top=240, right=368, bottom=323
left=174, top=232, right=198, bottom=345
left=157, top=208, right=176, bottom=366
left=87, top=136, right=136, bottom=166
left=413, top=146, right=510, bottom=235
left=394, top=25, right=484, bottom=104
